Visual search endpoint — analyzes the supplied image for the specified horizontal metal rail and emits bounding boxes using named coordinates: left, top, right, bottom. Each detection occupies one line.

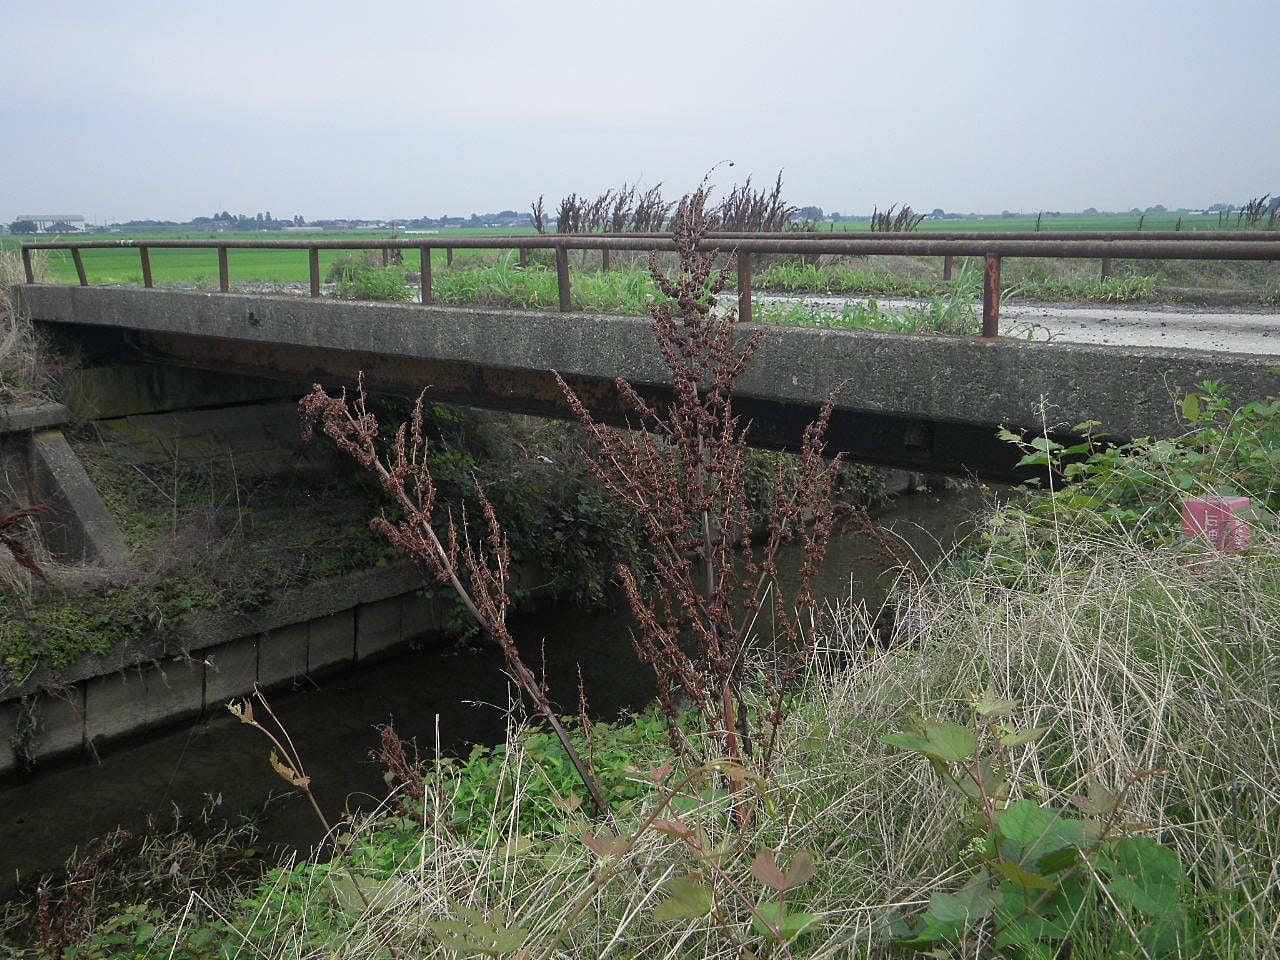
left=22, top=233, right=1280, bottom=338
left=610, top=229, right=1280, bottom=242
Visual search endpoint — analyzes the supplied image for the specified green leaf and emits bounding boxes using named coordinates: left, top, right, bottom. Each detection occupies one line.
left=928, top=880, right=1002, bottom=924
left=999, top=726, right=1049, bottom=747
left=997, top=800, right=1057, bottom=846
left=750, top=900, right=820, bottom=942
left=973, top=686, right=1018, bottom=717
left=1035, top=846, right=1081, bottom=875
left=429, top=907, right=529, bottom=958
left=653, top=877, right=714, bottom=922
left=1102, top=836, right=1184, bottom=918
left=996, top=859, right=1058, bottom=890
left=882, top=721, right=975, bottom=762
left=1182, top=392, right=1202, bottom=422
left=995, top=880, right=1083, bottom=945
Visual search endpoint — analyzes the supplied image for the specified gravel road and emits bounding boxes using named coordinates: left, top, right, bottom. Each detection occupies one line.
left=999, top=300, right=1278, bottom=354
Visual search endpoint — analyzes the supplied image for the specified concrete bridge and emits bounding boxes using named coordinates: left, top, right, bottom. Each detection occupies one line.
left=18, top=284, right=1280, bottom=481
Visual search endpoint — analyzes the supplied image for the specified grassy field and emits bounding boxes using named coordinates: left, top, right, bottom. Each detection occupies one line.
left=1, top=231, right=484, bottom=287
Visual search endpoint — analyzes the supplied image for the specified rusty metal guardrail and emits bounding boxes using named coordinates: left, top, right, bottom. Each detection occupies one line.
left=21, top=232, right=1280, bottom=338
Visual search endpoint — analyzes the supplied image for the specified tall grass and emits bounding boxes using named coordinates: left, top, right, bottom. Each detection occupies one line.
left=432, top=257, right=660, bottom=314
left=755, top=257, right=1163, bottom=304
left=113, top=509, right=1278, bottom=958
left=429, top=257, right=978, bottom=334
left=0, top=249, right=57, bottom=401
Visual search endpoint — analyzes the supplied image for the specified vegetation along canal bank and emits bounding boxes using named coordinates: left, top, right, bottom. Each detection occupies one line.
left=2, top=189, right=1279, bottom=957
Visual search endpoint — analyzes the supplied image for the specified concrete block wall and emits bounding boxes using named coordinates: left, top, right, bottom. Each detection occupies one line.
left=0, top=584, right=448, bottom=778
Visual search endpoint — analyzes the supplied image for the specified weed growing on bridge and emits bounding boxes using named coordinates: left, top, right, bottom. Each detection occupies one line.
left=329, top=258, right=413, bottom=302
left=556, top=185, right=903, bottom=765
left=868, top=203, right=925, bottom=232
left=987, top=379, right=1280, bottom=567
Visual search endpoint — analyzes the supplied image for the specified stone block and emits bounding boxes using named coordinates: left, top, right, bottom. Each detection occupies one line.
left=84, top=659, right=203, bottom=745
left=27, top=688, right=84, bottom=762
left=0, top=403, right=69, bottom=434
left=203, top=638, right=259, bottom=708
left=0, top=700, right=18, bottom=776
left=257, top=622, right=309, bottom=691
left=307, top=608, right=354, bottom=675
left=400, top=589, right=440, bottom=641
left=354, top=596, right=402, bottom=662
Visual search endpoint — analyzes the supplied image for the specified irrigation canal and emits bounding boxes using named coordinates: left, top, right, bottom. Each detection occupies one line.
left=0, top=487, right=988, bottom=895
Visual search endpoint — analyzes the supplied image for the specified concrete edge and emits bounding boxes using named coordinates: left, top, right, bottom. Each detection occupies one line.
left=0, top=403, right=70, bottom=435
left=29, top=430, right=129, bottom=565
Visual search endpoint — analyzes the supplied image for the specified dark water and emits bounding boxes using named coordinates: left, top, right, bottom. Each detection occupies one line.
left=0, top=488, right=986, bottom=895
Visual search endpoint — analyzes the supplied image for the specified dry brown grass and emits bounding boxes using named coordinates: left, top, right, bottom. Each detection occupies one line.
left=166, top=510, right=1279, bottom=958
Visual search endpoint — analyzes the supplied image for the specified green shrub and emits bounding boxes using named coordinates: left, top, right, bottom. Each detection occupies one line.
left=990, top=380, right=1280, bottom=562
left=330, top=260, right=412, bottom=302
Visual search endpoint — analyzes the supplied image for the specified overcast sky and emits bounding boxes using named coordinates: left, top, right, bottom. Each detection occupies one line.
left=4, top=0, right=1276, bottom=224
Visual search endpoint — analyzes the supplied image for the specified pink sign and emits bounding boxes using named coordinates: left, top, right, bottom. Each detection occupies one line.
left=1180, top=497, right=1251, bottom=553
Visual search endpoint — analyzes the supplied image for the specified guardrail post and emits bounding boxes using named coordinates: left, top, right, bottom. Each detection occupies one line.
left=555, top=245, right=572, bottom=312
left=518, top=248, right=529, bottom=267
left=140, top=246, right=153, bottom=288
left=21, top=248, right=33, bottom=283
left=737, top=252, right=753, bottom=323
left=218, top=247, right=229, bottom=292
left=420, top=247, right=433, bottom=305
left=943, top=254, right=954, bottom=281
left=602, top=249, right=611, bottom=271
left=982, top=253, right=1001, bottom=338
left=71, top=249, right=88, bottom=287
left=1100, top=258, right=1113, bottom=280
left=309, top=248, right=320, bottom=297
left=381, top=247, right=390, bottom=267
left=446, top=248, right=454, bottom=268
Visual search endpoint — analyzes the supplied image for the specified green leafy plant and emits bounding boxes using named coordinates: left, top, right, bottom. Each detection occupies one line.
left=884, top=693, right=1194, bottom=957
left=331, top=260, right=412, bottom=302
left=991, top=380, right=1280, bottom=557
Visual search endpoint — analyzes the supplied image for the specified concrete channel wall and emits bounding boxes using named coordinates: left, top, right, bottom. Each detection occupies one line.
left=0, top=559, right=547, bottom=777
left=0, top=394, right=550, bottom=778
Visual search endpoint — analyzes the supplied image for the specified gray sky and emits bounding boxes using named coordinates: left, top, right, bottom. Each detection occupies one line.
left=4, top=0, right=1276, bottom=223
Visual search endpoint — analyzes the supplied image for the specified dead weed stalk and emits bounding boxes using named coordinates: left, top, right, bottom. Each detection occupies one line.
left=298, top=379, right=612, bottom=820
left=556, top=185, right=886, bottom=769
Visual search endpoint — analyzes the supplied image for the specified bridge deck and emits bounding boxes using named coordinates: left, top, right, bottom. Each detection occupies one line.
left=18, top=285, right=1280, bottom=481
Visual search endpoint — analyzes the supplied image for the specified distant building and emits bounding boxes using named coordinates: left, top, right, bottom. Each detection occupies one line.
left=17, top=215, right=88, bottom=233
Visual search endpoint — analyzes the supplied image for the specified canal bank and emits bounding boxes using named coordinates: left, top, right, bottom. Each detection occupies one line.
left=0, top=486, right=988, bottom=894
